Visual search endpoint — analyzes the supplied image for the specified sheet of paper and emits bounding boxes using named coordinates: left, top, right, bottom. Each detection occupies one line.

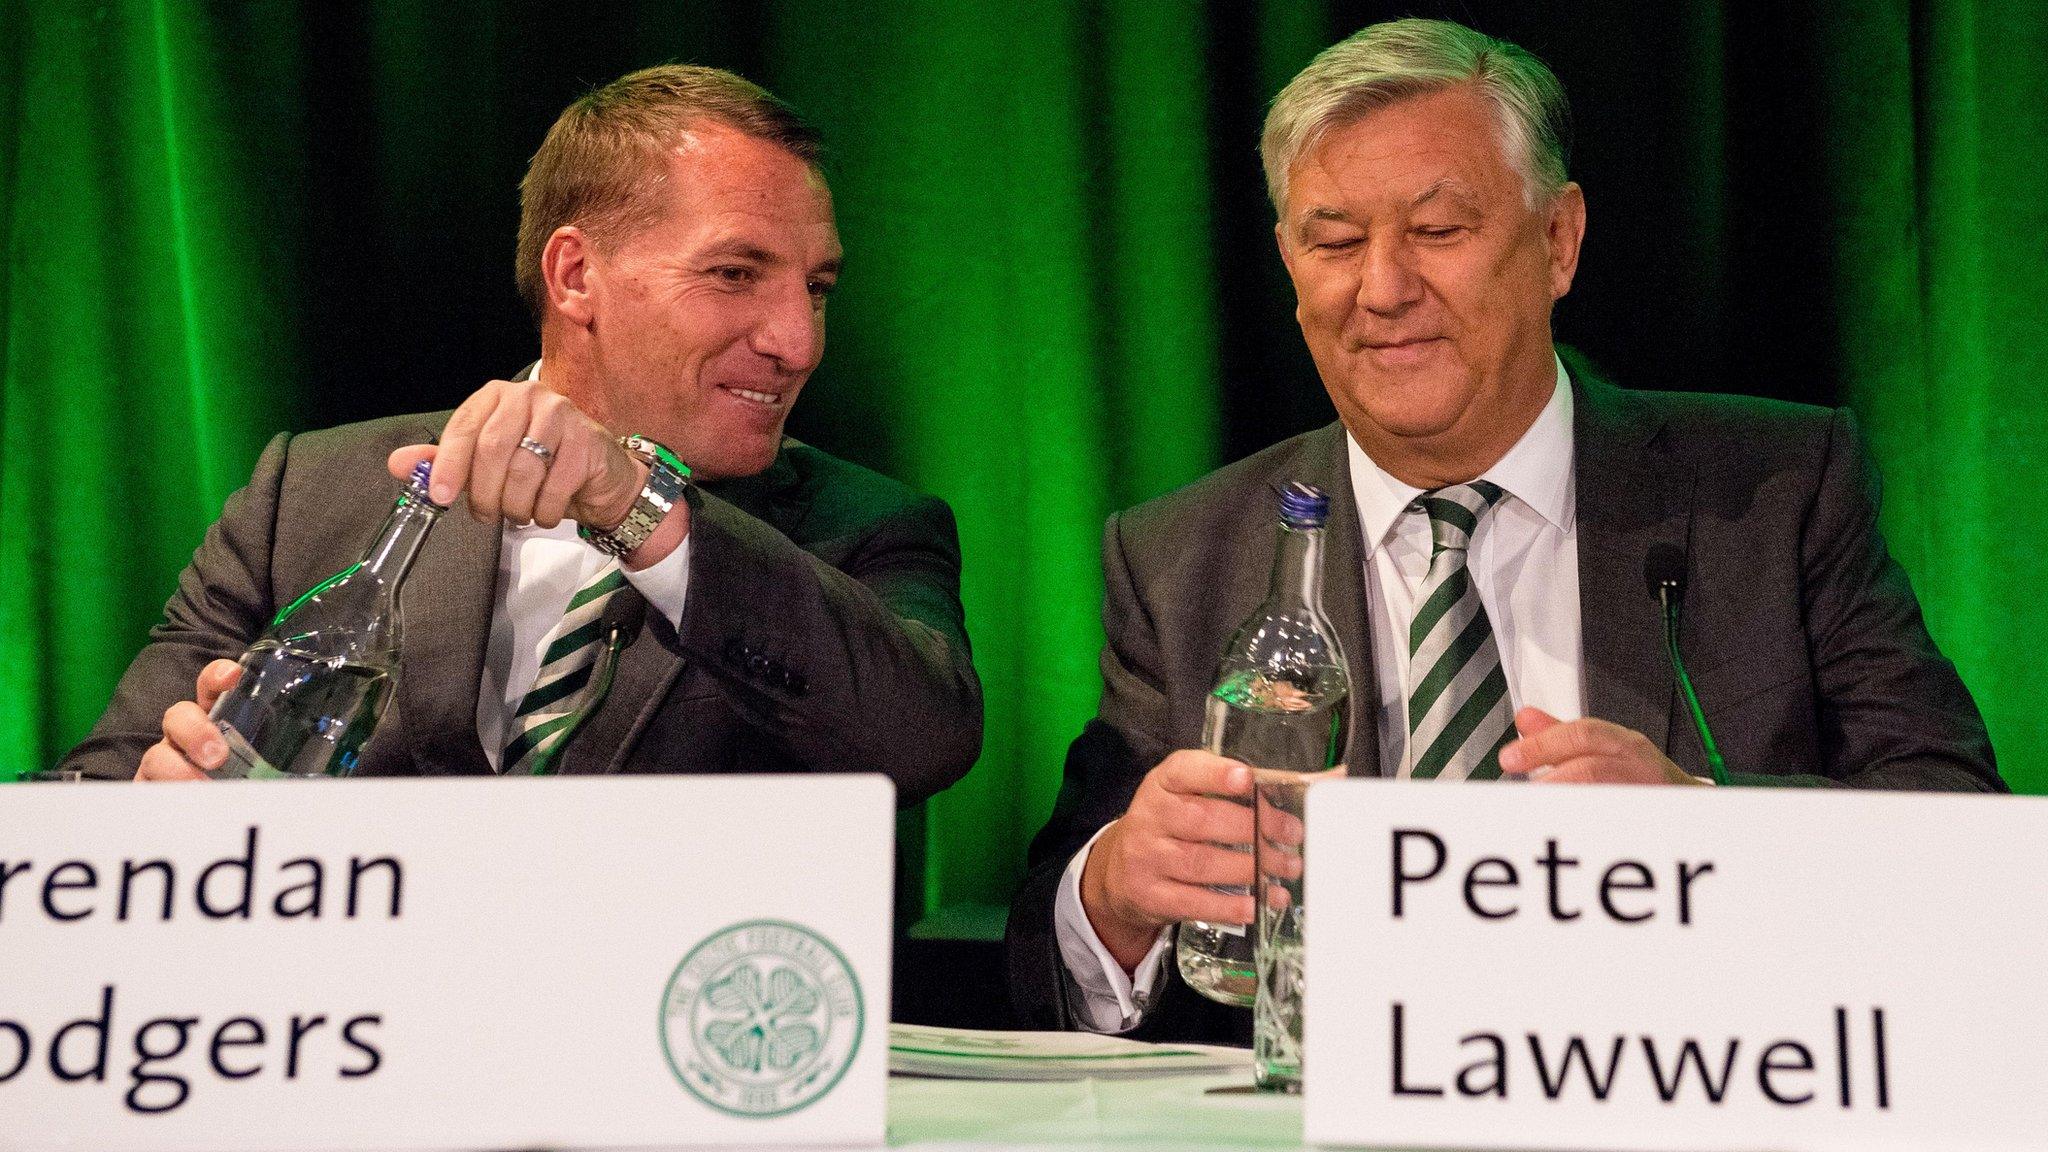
left=888, top=1024, right=1251, bottom=1081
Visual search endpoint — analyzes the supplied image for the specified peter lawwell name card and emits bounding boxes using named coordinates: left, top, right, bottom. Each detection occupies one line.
left=1304, top=782, right=2048, bottom=1152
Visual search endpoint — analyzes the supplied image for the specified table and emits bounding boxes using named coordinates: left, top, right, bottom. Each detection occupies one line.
left=884, top=1072, right=1305, bottom=1150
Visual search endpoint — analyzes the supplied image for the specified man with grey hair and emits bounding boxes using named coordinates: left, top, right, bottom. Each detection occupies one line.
left=1007, top=18, right=1998, bottom=1042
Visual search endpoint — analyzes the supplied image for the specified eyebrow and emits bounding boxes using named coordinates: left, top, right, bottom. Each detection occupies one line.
left=1293, top=179, right=1483, bottom=226
left=1292, top=206, right=1358, bottom=235
left=700, top=240, right=779, bottom=264
left=1411, top=179, right=1480, bottom=209
left=697, top=241, right=843, bottom=278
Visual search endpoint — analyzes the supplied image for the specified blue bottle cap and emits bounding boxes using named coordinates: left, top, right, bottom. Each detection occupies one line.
left=1278, top=480, right=1328, bottom=528
left=406, top=460, right=446, bottom=509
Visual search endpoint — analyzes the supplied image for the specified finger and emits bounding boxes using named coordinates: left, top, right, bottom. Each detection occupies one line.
left=1152, top=750, right=1252, bottom=799
left=387, top=444, right=438, bottom=483
left=1254, top=797, right=1306, bottom=849
left=1499, top=707, right=1567, bottom=775
left=532, top=407, right=591, bottom=528
left=501, top=394, right=568, bottom=524
left=1142, top=883, right=1255, bottom=928
left=1259, top=846, right=1305, bottom=883
left=194, top=660, right=243, bottom=712
left=137, top=741, right=210, bottom=781
left=164, top=701, right=228, bottom=771
left=1501, top=717, right=1629, bottom=773
left=1155, top=839, right=1257, bottom=890
left=1155, top=791, right=1256, bottom=845
left=431, top=383, right=506, bottom=509
left=468, top=386, right=532, bottom=524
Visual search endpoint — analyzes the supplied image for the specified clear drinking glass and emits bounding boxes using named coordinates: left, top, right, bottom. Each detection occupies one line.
left=1252, top=762, right=1340, bottom=1091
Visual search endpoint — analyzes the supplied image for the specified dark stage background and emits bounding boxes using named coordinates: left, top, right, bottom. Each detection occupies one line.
left=5, top=2, right=2044, bottom=932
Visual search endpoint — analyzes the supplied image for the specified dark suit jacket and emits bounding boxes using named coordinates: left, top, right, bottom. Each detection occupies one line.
left=1006, top=352, right=2001, bottom=1042
left=64, top=409, right=983, bottom=802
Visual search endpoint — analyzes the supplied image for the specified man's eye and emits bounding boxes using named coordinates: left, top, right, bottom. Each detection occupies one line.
left=1414, top=226, right=1463, bottom=240
left=712, top=266, right=756, bottom=286
left=1313, top=237, right=1362, bottom=253
left=807, top=278, right=836, bottom=300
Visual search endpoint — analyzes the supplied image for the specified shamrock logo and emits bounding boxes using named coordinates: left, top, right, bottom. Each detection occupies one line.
left=661, top=920, right=863, bottom=1118
left=700, top=962, right=825, bottom=1074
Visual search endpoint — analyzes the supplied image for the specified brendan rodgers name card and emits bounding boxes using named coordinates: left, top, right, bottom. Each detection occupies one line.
left=1304, top=781, right=2048, bottom=1152
left=0, top=775, right=893, bottom=1151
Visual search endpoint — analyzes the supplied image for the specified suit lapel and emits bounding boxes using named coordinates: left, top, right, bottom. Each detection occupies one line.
left=1571, top=365, right=1691, bottom=756
left=1291, top=425, right=1383, bottom=779
left=554, top=440, right=811, bottom=774
left=401, top=492, right=501, bottom=777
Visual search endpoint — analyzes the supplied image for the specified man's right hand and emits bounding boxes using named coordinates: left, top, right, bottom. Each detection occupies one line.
left=136, top=660, right=244, bottom=781
left=1078, top=750, right=1255, bottom=972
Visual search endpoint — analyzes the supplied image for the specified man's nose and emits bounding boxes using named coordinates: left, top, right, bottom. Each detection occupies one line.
left=1357, top=239, right=1423, bottom=315
left=750, top=285, right=825, bottom=373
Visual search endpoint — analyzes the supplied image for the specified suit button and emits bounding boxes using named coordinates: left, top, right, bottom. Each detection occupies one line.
left=723, top=638, right=748, bottom=665
left=784, top=670, right=807, bottom=696
left=747, top=653, right=773, bottom=680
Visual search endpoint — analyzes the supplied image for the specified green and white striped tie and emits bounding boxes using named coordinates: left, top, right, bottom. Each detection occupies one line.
left=502, top=563, right=627, bottom=776
left=1406, top=481, right=1514, bottom=781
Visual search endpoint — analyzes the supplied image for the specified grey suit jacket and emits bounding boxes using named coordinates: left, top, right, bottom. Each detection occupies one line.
left=1006, top=352, right=2001, bottom=1042
left=64, top=409, right=983, bottom=801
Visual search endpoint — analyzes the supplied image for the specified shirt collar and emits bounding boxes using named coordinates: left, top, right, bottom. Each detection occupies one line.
left=1345, top=355, right=1576, bottom=556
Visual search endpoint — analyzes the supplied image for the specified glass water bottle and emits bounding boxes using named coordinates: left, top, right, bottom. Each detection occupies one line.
left=1175, top=481, right=1350, bottom=1034
left=207, top=461, right=445, bottom=778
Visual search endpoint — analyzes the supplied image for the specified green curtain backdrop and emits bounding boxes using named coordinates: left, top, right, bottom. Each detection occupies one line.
left=5, top=2, right=2043, bottom=925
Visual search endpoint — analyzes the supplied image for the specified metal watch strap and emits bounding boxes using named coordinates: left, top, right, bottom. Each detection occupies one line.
left=579, top=435, right=692, bottom=558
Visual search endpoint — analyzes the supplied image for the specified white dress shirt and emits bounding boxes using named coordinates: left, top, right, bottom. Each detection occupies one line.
left=1054, top=358, right=1582, bottom=1032
left=475, top=521, right=692, bottom=770
left=469, top=363, right=694, bottom=771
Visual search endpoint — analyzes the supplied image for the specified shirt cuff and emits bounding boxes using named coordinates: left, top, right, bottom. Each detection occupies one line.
left=1053, top=822, right=1173, bottom=1034
left=620, top=534, right=691, bottom=633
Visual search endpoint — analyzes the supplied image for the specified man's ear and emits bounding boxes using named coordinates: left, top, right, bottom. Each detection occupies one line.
left=1274, top=219, right=1296, bottom=277
left=542, top=225, right=597, bottom=326
left=1545, top=182, right=1586, bottom=300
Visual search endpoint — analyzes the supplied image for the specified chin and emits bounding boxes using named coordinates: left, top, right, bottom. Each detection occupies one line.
left=1346, top=383, right=1476, bottom=441
left=697, top=437, right=784, bottom=481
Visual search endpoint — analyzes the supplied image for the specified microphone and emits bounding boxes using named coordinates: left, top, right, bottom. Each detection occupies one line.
left=1644, top=545, right=1730, bottom=786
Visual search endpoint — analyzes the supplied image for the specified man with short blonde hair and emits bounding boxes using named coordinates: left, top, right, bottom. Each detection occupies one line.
left=67, top=66, right=983, bottom=796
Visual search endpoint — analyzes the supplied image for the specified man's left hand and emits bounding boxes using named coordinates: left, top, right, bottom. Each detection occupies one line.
left=1498, top=707, right=1705, bottom=785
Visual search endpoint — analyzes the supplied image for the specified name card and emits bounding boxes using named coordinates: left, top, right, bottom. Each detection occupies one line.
left=0, top=775, right=893, bottom=1150
left=1303, top=781, right=2048, bottom=1151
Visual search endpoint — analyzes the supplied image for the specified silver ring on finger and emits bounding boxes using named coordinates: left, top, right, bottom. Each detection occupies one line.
left=517, top=436, right=555, bottom=465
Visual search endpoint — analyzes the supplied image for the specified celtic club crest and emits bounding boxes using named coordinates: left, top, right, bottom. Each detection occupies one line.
left=659, top=920, right=864, bottom=1117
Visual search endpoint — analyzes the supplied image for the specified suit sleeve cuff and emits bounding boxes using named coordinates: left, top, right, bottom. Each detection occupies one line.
left=620, top=534, right=691, bottom=633
left=1053, top=822, right=1172, bottom=1033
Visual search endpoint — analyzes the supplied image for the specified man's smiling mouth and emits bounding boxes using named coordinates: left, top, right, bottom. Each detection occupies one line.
left=723, top=386, right=787, bottom=407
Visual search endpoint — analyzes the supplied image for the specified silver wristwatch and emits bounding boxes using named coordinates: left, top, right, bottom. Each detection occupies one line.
left=579, top=434, right=692, bottom=558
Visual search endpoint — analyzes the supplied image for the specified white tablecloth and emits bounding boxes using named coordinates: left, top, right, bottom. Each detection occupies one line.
left=884, top=1071, right=1306, bottom=1150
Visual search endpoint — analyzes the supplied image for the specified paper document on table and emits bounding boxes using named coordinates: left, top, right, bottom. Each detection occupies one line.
left=888, top=1024, right=1251, bottom=1081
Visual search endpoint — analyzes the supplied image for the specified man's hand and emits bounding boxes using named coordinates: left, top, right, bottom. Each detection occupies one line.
left=1079, top=750, right=1256, bottom=972
left=387, top=379, right=656, bottom=535
left=136, top=660, right=243, bottom=780
left=1499, top=707, right=1705, bottom=785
